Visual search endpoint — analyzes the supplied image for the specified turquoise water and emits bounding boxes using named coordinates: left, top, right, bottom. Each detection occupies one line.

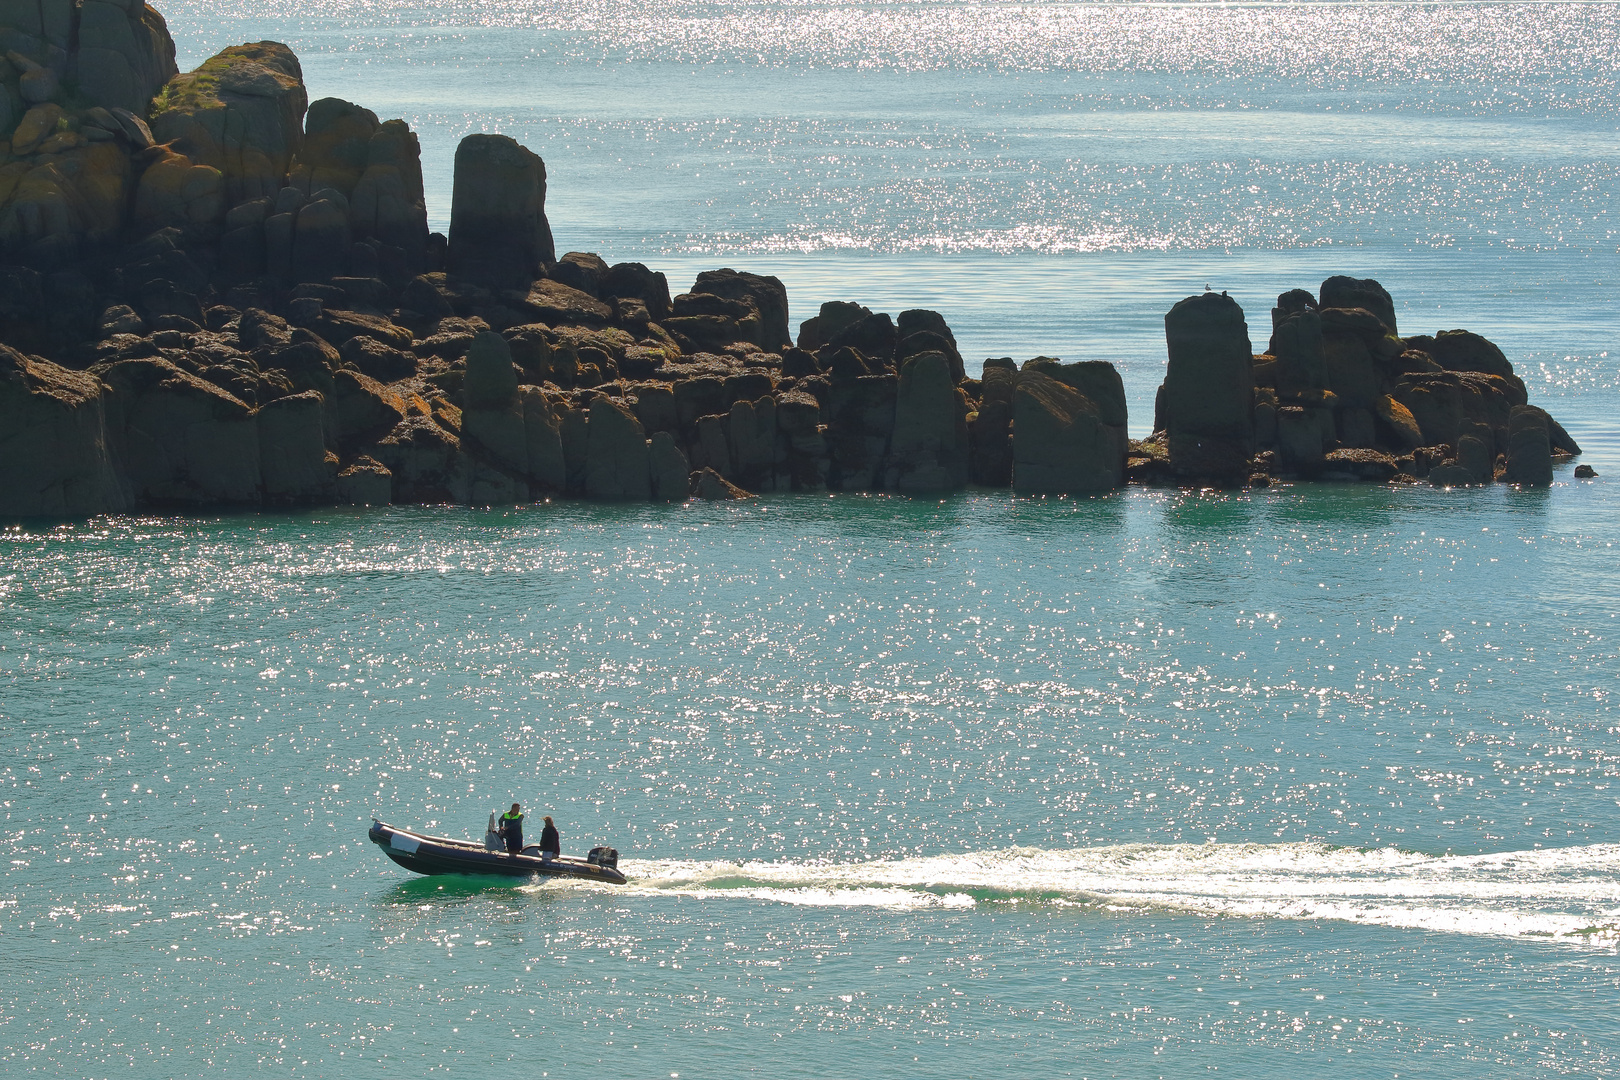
left=4, top=485, right=1620, bottom=1076
left=7, top=0, right=1620, bottom=1074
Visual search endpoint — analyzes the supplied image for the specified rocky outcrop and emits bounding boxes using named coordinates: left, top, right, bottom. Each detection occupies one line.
left=1320, top=276, right=1398, bottom=336
left=460, top=330, right=529, bottom=483
left=692, top=466, right=751, bottom=500
left=583, top=395, right=650, bottom=500
left=0, top=345, right=129, bottom=516
left=898, top=309, right=965, bottom=383
left=0, top=0, right=177, bottom=115
left=373, top=415, right=465, bottom=503
left=76, top=0, right=178, bottom=114
left=1011, top=359, right=1127, bottom=493
left=600, top=262, right=672, bottom=322
left=1504, top=404, right=1553, bottom=486
left=0, top=137, right=134, bottom=264
left=447, top=134, right=554, bottom=287
left=665, top=269, right=790, bottom=354
left=520, top=388, right=566, bottom=493
left=689, top=269, right=790, bottom=351
left=132, top=147, right=224, bottom=235
left=776, top=389, right=827, bottom=491
left=258, top=389, right=335, bottom=503
left=1148, top=275, right=1585, bottom=489
left=884, top=351, right=968, bottom=492
left=1389, top=371, right=1519, bottom=451
left=724, top=396, right=781, bottom=491
left=149, top=42, right=307, bottom=205
left=0, top=1, right=1588, bottom=518
left=1374, top=394, right=1423, bottom=451
left=1161, top=292, right=1254, bottom=482
left=98, top=356, right=261, bottom=505
left=827, top=373, right=896, bottom=491
left=969, top=358, right=1016, bottom=486
left=336, top=455, right=391, bottom=504
left=649, top=431, right=690, bottom=501
left=289, top=97, right=428, bottom=271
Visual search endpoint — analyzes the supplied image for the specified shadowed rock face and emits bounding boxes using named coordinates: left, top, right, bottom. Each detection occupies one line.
left=600, top=263, right=673, bottom=323
left=0, top=0, right=177, bottom=114
left=0, top=138, right=135, bottom=264
left=447, top=134, right=555, bottom=288
left=1505, top=404, right=1553, bottom=486
left=0, top=345, right=130, bottom=516
left=692, top=466, right=751, bottom=500
left=460, top=331, right=538, bottom=490
left=1162, top=292, right=1254, bottom=482
left=1012, top=360, right=1127, bottom=493
left=648, top=431, right=690, bottom=501
left=827, top=373, right=897, bottom=491
left=897, top=309, right=965, bottom=384
left=884, top=351, right=969, bottom=493
left=691, top=269, right=790, bottom=351
left=1319, top=275, right=1397, bottom=336
left=336, top=455, right=391, bottom=504
left=98, top=356, right=262, bottom=505
left=970, top=359, right=1017, bottom=487
left=258, top=389, right=335, bottom=503
left=374, top=415, right=467, bottom=503
left=584, top=396, right=650, bottom=500
left=77, top=0, right=178, bottom=114
left=1268, top=306, right=1327, bottom=398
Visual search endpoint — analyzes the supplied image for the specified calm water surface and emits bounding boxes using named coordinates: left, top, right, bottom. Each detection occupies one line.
left=5, top=0, right=1620, bottom=1074
left=4, top=486, right=1619, bottom=1076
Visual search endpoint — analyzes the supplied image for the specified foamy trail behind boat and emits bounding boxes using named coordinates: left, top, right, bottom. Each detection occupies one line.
left=603, top=842, right=1620, bottom=942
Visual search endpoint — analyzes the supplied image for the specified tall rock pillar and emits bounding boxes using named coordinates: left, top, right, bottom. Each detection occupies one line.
left=447, top=134, right=555, bottom=288
left=1161, top=292, right=1254, bottom=482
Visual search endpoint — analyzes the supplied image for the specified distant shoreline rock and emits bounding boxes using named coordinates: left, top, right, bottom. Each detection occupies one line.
left=0, top=4, right=1583, bottom=518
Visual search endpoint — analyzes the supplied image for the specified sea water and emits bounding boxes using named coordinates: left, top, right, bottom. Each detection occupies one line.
left=4, top=0, right=1620, bottom=1075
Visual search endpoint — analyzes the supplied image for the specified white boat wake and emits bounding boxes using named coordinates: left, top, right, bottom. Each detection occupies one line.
left=592, top=841, right=1620, bottom=942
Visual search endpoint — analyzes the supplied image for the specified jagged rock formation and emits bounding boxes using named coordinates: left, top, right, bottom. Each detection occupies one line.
left=1140, top=277, right=1580, bottom=488
left=0, top=4, right=1585, bottom=518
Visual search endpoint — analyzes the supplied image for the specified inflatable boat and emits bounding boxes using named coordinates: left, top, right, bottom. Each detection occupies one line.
left=369, top=819, right=627, bottom=884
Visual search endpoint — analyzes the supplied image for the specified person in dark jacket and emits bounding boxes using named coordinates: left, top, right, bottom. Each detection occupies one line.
left=538, top=815, right=560, bottom=860
left=499, top=803, right=524, bottom=854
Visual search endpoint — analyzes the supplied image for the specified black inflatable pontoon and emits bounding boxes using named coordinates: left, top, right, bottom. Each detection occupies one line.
left=369, top=819, right=628, bottom=884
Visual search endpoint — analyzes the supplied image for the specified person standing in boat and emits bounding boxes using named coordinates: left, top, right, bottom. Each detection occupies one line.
left=538, top=815, right=560, bottom=861
left=499, top=803, right=524, bottom=855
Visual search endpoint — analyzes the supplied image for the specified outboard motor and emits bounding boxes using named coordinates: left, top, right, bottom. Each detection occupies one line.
left=484, top=812, right=502, bottom=851
left=587, top=846, right=619, bottom=870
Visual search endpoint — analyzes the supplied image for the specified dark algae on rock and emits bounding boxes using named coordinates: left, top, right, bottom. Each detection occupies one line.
left=0, top=4, right=1583, bottom=517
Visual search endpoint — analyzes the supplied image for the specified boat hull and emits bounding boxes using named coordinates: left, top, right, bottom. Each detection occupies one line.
left=368, top=820, right=627, bottom=884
